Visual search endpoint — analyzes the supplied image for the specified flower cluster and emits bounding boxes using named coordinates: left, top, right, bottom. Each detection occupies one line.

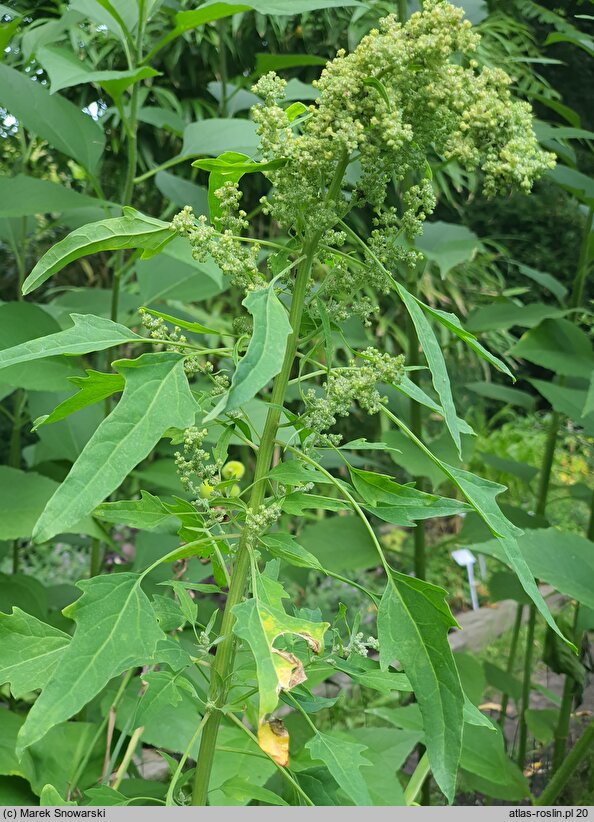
left=304, top=348, right=405, bottom=444
left=173, top=1, right=552, bottom=325
left=245, top=502, right=283, bottom=549
left=255, top=1, right=552, bottom=229
left=174, top=427, right=218, bottom=502
left=171, top=200, right=262, bottom=292
left=139, top=308, right=206, bottom=377
left=331, top=632, right=380, bottom=659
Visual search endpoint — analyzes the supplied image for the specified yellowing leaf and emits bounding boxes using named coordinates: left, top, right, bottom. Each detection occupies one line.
left=258, top=718, right=290, bottom=767
left=232, top=572, right=328, bottom=725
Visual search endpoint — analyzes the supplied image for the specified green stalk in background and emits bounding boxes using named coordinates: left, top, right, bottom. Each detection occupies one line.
left=516, top=202, right=592, bottom=769
left=498, top=604, right=524, bottom=734
left=91, top=1, right=148, bottom=579
left=536, top=719, right=594, bottom=806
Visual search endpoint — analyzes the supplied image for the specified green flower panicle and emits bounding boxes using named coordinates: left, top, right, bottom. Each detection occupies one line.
left=252, top=0, right=554, bottom=232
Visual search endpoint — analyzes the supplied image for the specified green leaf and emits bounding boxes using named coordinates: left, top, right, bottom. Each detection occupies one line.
left=395, top=284, right=461, bottom=454
left=33, top=370, right=124, bottom=429
left=332, top=659, right=412, bottom=694
left=466, top=381, right=535, bottom=411
left=70, top=0, right=137, bottom=44
left=378, top=572, right=463, bottom=803
left=0, top=467, right=102, bottom=541
left=480, top=453, right=538, bottom=484
left=394, top=376, right=475, bottom=434
left=444, top=465, right=567, bottom=644
left=476, top=528, right=594, bottom=612
left=510, top=318, right=594, bottom=378
left=524, top=709, right=560, bottom=745
left=33, top=353, right=197, bottom=544
left=17, top=573, right=165, bottom=752
left=140, top=307, right=222, bottom=337
left=0, top=776, right=37, bottom=805
left=260, top=533, right=324, bottom=571
left=193, top=152, right=287, bottom=227
left=281, top=492, right=351, bottom=515
left=268, top=460, right=329, bottom=486
left=219, top=777, right=288, bottom=806
left=0, top=64, right=105, bottom=172
left=181, top=118, right=260, bottom=159
left=305, top=732, right=372, bottom=806
left=0, top=174, right=107, bottom=217
left=0, top=314, right=142, bottom=370
left=255, top=53, right=326, bottom=74
left=37, top=45, right=159, bottom=99
left=548, top=164, right=594, bottom=206
left=418, top=301, right=514, bottom=378
left=0, top=608, right=70, bottom=699
left=232, top=572, right=328, bottom=724
left=342, top=727, right=417, bottom=806
left=40, top=785, right=76, bottom=807
left=248, top=0, right=361, bottom=10
left=137, top=237, right=224, bottom=304
left=514, top=262, right=567, bottom=303
left=95, top=491, right=174, bottom=531
left=466, top=302, right=566, bottom=333
left=155, top=171, right=209, bottom=217
left=298, top=515, right=377, bottom=572
left=459, top=724, right=529, bottom=800
left=349, top=467, right=470, bottom=525
left=415, top=221, right=483, bottom=277
left=0, top=302, right=79, bottom=392
left=23, top=209, right=174, bottom=295
left=484, top=662, right=522, bottom=702
left=134, top=670, right=197, bottom=729
left=530, top=380, right=594, bottom=434
left=205, top=284, right=291, bottom=421
left=0, top=574, right=48, bottom=621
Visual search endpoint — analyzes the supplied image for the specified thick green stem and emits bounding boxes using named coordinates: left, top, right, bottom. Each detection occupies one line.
left=408, top=316, right=426, bottom=582
left=499, top=603, right=524, bottom=733
left=517, top=605, right=536, bottom=769
left=191, top=154, right=348, bottom=805
left=191, top=243, right=317, bottom=805
left=407, top=306, right=430, bottom=804
left=535, top=719, right=594, bottom=805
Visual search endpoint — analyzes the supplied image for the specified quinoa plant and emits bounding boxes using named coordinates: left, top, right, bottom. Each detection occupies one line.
left=0, top=1, right=575, bottom=806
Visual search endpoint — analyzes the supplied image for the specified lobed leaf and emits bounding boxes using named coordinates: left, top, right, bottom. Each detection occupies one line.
left=33, top=353, right=197, bottom=543
left=233, top=572, right=328, bottom=727
left=205, top=284, right=291, bottom=421
left=0, top=609, right=70, bottom=699
left=0, top=314, right=142, bottom=371
left=378, top=572, right=463, bottom=802
left=305, top=732, right=372, bottom=806
left=17, top=574, right=165, bottom=752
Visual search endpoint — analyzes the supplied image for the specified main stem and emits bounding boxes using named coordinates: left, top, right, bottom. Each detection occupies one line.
left=190, top=239, right=319, bottom=806
left=407, top=288, right=430, bottom=805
